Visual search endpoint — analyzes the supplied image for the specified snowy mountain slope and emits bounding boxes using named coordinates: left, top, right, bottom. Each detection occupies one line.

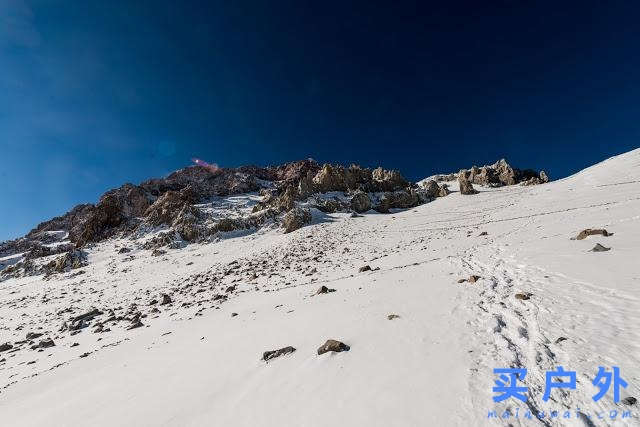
left=0, top=149, right=639, bottom=426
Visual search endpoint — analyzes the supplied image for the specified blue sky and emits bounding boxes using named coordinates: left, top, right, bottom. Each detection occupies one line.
left=1, top=1, right=639, bottom=241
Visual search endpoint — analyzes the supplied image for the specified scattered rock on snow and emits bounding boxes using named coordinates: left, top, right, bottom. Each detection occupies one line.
left=515, top=293, right=532, bottom=300
left=0, top=343, right=13, bottom=352
left=554, top=337, right=568, bottom=344
left=160, top=293, right=172, bottom=305
left=317, top=339, right=350, bottom=355
left=315, top=285, right=336, bottom=295
left=576, top=228, right=611, bottom=240
left=387, top=314, right=401, bottom=320
left=358, top=265, right=372, bottom=272
left=622, top=397, right=637, bottom=406
left=262, top=346, right=296, bottom=362
left=38, top=338, right=55, bottom=349
left=590, top=243, right=611, bottom=252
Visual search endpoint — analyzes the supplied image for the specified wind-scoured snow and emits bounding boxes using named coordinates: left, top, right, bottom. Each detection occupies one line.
left=1, top=149, right=639, bottom=426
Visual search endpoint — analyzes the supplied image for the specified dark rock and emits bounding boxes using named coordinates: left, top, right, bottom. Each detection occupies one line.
left=26, top=332, right=44, bottom=340
left=317, top=339, right=350, bottom=355
left=350, top=191, right=372, bottom=213
left=554, top=337, right=568, bottom=344
left=315, top=285, right=336, bottom=295
left=622, top=397, right=637, bottom=406
left=515, top=293, right=532, bottom=300
left=468, top=275, right=481, bottom=283
left=358, top=265, right=372, bottom=272
left=152, top=249, right=167, bottom=257
left=262, top=346, right=296, bottom=362
left=38, top=338, right=55, bottom=348
left=0, top=343, right=13, bottom=352
left=591, top=243, right=611, bottom=252
left=387, top=314, right=401, bottom=320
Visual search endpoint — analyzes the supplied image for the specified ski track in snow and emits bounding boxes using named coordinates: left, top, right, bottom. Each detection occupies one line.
left=1, top=149, right=640, bottom=426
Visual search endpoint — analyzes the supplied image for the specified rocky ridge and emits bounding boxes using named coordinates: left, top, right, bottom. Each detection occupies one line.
left=1, top=157, right=547, bottom=281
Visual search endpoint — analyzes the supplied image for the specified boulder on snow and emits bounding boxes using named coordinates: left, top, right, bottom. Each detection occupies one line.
left=515, top=293, right=532, bottom=300
left=0, top=343, right=13, bottom=352
left=47, top=250, right=88, bottom=273
left=358, top=265, right=372, bottom=272
left=282, top=207, right=312, bottom=233
left=317, top=339, right=350, bottom=355
left=262, top=346, right=296, bottom=362
left=575, top=228, right=611, bottom=240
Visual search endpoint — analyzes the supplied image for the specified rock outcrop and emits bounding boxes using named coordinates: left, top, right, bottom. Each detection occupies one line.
left=458, top=170, right=478, bottom=195
left=282, top=208, right=312, bottom=233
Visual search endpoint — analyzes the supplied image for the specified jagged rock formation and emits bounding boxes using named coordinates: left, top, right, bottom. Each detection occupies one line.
left=458, top=170, right=479, bottom=195
left=431, top=158, right=549, bottom=187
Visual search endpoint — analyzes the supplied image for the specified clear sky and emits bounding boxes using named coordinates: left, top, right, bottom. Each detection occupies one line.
left=1, top=1, right=639, bottom=241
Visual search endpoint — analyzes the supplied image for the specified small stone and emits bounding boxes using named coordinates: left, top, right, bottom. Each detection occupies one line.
left=262, top=346, right=296, bottom=362
left=315, top=285, right=336, bottom=295
left=160, top=294, right=172, bottom=305
left=622, top=396, right=637, bottom=406
left=554, top=337, right=568, bottom=344
left=231, top=312, right=238, bottom=317
left=387, top=314, right=400, bottom=320
left=479, top=231, right=488, bottom=236
left=317, top=339, right=350, bottom=355
left=468, top=275, right=481, bottom=283
left=515, top=293, right=531, bottom=300
left=457, top=278, right=467, bottom=283
left=358, top=265, right=372, bottom=273
left=0, top=343, right=13, bottom=352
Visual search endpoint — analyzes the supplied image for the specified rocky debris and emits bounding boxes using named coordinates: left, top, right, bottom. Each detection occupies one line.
left=515, top=293, right=532, bottom=300
left=127, top=313, right=144, bottom=330
left=46, top=250, right=88, bottom=273
left=479, top=231, right=488, bottom=236
left=152, top=249, right=167, bottom=257
left=458, top=170, right=478, bottom=195
left=317, top=339, right=350, bottom=355
left=575, top=228, right=611, bottom=240
left=387, top=314, right=401, bottom=320
left=315, top=285, right=336, bottom=295
left=458, top=275, right=480, bottom=283
left=314, top=197, right=348, bottom=213
left=26, top=332, right=44, bottom=340
left=350, top=191, right=372, bottom=213
left=117, top=247, right=131, bottom=254
left=160, top=294, right=172, bottom=305
left=591, top=243, right=611, bottom=252
left=262, top=346, right=296, bottom=362
left=0, top=343, right=13, bottom=352
left=358, top=265, right=372, bottom=272
left=622, top=397, right=637, bottom=406
left=282, top=207, right=312, bottom=233
left=554, top=337, right=568, bottom=344
left=37, top=338, right=55, bottom=349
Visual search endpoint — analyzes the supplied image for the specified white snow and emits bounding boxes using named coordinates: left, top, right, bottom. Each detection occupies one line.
left=1, top=149, right=639, bottom=426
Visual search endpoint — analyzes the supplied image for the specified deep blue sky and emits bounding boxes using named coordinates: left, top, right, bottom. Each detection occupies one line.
left=1, top=1, right=639, bottom=241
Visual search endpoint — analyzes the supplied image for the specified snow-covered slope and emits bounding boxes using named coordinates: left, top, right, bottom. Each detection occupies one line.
left=1, top=149, right=639, bottom=426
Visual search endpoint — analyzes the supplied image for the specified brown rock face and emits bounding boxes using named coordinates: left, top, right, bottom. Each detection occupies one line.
left=576, top=228, right=611, bottom=240
left=458, top=171, right=479, bottom=195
